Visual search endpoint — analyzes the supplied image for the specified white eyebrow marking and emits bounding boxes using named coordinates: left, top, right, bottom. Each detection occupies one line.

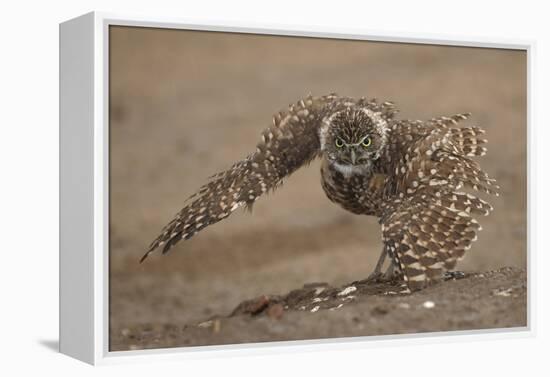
left=344, top=135, right=371, bottom=147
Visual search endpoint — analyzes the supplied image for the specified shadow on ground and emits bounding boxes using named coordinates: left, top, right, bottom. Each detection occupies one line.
left=38, top=340, right=59, bottom=353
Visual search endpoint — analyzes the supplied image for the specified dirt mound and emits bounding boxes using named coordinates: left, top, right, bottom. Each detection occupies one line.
left=111, top=267, right=526, bottom=350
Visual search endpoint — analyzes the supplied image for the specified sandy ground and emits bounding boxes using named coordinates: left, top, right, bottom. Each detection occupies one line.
left=110, top=267, right=526, bottom=350
left=108, top=26, right=527, bottom=351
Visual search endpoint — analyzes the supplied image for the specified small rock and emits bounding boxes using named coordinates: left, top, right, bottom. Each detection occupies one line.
left=371, top=306, right=389, bottom=316
left=213, top=319, right=221, bottom=333
left=398, top=302, right=411, bottom=309
left=493, top=288, right=513, bottom=297
left=267, top=303, right=285, bottom=320
left=314, top=287, right=326, bottom=295
left=198, top=320, right=213, bottom=328
left=310, top=305, right=320, bottom=313
left=303, top=282, right=329, bottom=289
left=329, top=303, right=344, bottom=311
left=422, top=300, right=435, bottom=309
left=337, top=286, right=357, bottom=296
left=247, top=295, right=271, bottom=315
left=312, top=296, right=329, bottom=302
left=231, top=295, right=271, bottom=316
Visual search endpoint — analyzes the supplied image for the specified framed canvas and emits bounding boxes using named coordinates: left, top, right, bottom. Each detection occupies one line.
left=59, top=12, right=533, bottom=365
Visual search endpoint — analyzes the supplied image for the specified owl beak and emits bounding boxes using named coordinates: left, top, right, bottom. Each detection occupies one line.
left=350, top=149, right=357, bottom=165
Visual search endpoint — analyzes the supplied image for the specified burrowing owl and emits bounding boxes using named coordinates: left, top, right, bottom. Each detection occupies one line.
left=141, top=94, right=498, bottom=291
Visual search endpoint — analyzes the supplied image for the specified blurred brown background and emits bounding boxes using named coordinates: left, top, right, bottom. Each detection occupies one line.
left=108, top=26, right=526, bottom=348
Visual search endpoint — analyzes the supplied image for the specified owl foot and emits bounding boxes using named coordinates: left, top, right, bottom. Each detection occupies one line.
left=355, top=263, right=397, bottom=285
left=354, top=248, right=390, bottom=284
left=362, top=271, right=385, bottom=284
left=443, top=270, right=466, bottom=281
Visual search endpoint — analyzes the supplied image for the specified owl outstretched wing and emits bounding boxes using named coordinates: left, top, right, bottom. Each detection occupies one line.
left=381, top=115, right=498, bottom=291
left=141, top=94, right=341, bottom=262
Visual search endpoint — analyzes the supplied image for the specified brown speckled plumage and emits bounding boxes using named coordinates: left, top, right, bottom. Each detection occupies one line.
left=141, top=94, right=498, bottom=292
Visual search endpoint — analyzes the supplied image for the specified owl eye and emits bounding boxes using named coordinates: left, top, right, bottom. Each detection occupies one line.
left=361, top=137, right=372, bottom=148
left=335, top=138, right=345, bottom=148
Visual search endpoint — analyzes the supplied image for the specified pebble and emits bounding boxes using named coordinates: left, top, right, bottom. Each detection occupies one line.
left=314, top=287, right=326, bottom=295
left=398, top=302, right=411, bottom=309
left=213, top=319, right=221, bottom=333
left=337, top=286, right=357, bottom=296
left=303, top=282, right=329, bottom=289
left=267, top=304, right=285, bottom=320
left=246, top=295, right=270, bottom=315
left=422, top=300, right=435, bottom=309
left=310, top=306, right=320, bottom=313
left=312, top=297, right=329, bottom=303
left=493, top=288, right=513, bottom=297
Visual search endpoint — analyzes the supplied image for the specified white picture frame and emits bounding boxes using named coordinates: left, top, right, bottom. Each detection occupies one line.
left=59, top=11, right=534, bottom=365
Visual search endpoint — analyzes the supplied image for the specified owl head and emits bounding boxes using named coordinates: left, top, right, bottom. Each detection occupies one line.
left=320, top=106, right=389, bottom=174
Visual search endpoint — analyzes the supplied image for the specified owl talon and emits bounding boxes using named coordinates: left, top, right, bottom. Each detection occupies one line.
left=352, top=272, right=383, bottom=285
left=355, top=264, right=397, bottom=285
left=367, top=271, right=385, bottom=283
left=443, top=271, right=466, bottom=281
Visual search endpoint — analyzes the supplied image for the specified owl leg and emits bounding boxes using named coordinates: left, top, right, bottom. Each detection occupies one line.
left=382, top=262, right=395, bottom=280
left=363, top=248, right=387, bottom=282
left=356, top=247, right=403, bottom=284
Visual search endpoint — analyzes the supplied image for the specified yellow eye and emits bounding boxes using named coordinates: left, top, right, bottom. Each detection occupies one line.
left=361, top=137, right=372, bottom=148
left=335, top=138, right=345, bottom=148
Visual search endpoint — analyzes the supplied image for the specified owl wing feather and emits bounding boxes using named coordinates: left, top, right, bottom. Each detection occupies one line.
left=381, top=116, right=498, bottom=291
left=381, top=196, right=484, bottom=291
left=140, top=94, right=339, bottom=262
